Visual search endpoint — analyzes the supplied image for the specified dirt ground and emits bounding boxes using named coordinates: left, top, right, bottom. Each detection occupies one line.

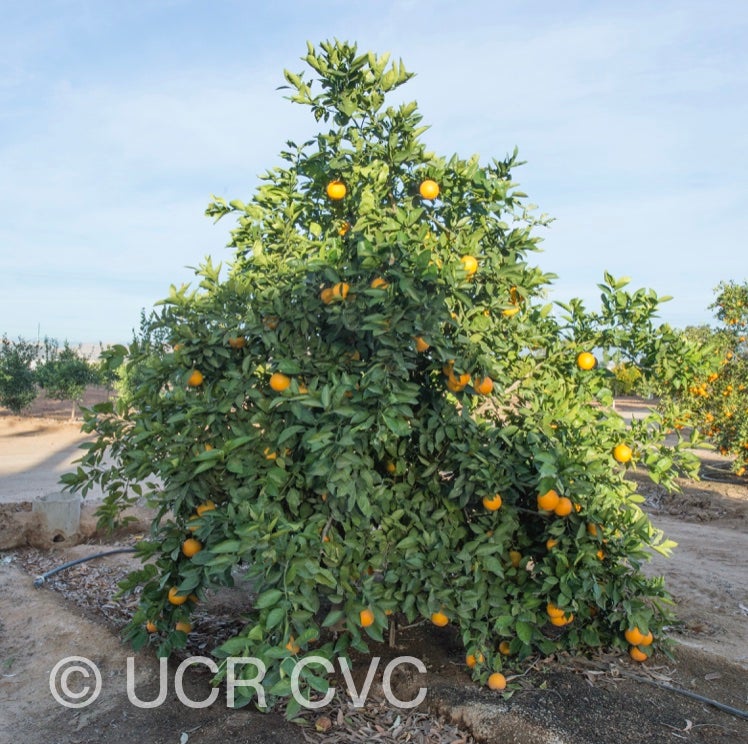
left=0, top=395, right=747, bottom=743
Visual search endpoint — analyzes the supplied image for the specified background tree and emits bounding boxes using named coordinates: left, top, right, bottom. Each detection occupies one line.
left=0, top=335, right=38, bottom=414
left=67, top=41, right=707, bottom=714
left=36, top=338, right=98, bottom=419
left=680, top=281, right=748, bottom=475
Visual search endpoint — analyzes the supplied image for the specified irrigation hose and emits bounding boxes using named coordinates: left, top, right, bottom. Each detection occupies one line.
left=619, top=670, right=748, bottom=721
left=33, top=548, right=136, bottom=588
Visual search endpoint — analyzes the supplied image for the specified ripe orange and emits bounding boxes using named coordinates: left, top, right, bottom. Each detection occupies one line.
left=498, top=640, right=512, bottom=656
left=639, top=631, right=654, bottom=647
left=320, top=287, right=335, bottom=304
left=285, top=636, right=300, bottom=654
left=546, top=538, right=558, bottom=550
left=168, top=587, right=188, bottom=606
left=624, top=627, right=647, bottom=646
left=465, top=652, right=484, bottom=668
left=508, top=550, right=522, bottom=568
left=596, top=549, right=605, bottom=560
left=502, top=306, right=520, bottom=318
left=460, top=255, right=478, bottom=277
left=370, top=276, right=389, bottom=290
left=332, top=282, right=350, bottom=300
left=431, top=611, right=449, bottom=627
left=175, top=621, right=192, bottom=634
left=187, top=515, right=199, bottom=532
left=550, top=614, right=573, bottom=627
left=182, top=538, right=202, bottom=557
left=546, top=603, right=565, bottom=618
left=228, top=336, right=246, bottom=349
left=359, top=608, right=375, bottom=628
left=145, top=620, right=158, bottom=633
left=613, top=443, right=633, bottom=463
left=586, top=523, right=598, bottom=537
left=264, top=448, right=277, bottom=460
left=446, top=377, right=466, bottom=393
left=482, top=493, right=502, bottom=511
left=537, top=489, right=560, bottom=511
left=326, top=180, right=346, bottom=200
left=419, top=179, right=440, bottom=200
left=576, top=352, right=596, bottom=371
left=553, top=496, right=573, bottom=517
left=187, top=370, right=204, bottom=387
left=487, top=672, right=507, bottom=690
left=414, top=336, right=430, bottom=352
left=269, top=372, right=291, bottom=392
left=385, top=461, right=397, bottom=474
left=473, top=376, right=494, bottom=395
left=338, top=221, right=350, bottom=236
left=196, top=500, right=215, bottom=516
left=629, top=646, right=647, bottom=662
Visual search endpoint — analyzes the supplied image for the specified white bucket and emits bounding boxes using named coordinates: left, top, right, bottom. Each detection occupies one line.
left=32, top=491, right=82, bottom=542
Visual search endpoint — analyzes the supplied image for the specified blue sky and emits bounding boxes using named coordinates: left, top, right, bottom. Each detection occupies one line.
left=2, top=0, right=746, bottom=343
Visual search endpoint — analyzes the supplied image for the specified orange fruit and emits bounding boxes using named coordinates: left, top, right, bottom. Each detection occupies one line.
left=553, top=497, right=573, bottom=517
left=508, top=550, right=522, bottom=568
left=460, top=255, right=478, bottom=277
left=431, top=611, right=449, bottom=627
left=269, top=372, right=291, bottom=392
left=596, top=549, right=605, bottom=560
left=482, top=493, right=502, bottom=511
left=182, top=537, right=203, bottom=558
left=576, top=352, right=596, bottom=371
left=624, top=627, right=646, bottom=646
left=370, top=276, right=389, bottom=290
left=338, top=221, right=351, bottom=236
left=498, top=641, right=512, bottom=656
left=187, top=515, right=199, bottom=532
left=182, top=538, right=202, bottom=557
left=145, top=620, right=158, bottom=633
left=546, top=602, right=565, bottom=618
left=187, top=370, right=204, bottom=387
left=385, top=461, right=397, bottom=474
left=550, top=614, right=571, bottom=627
left=613, top=443, right=633, bottom=463
left=264, top=448, right=277, bottom=460
left=629, top=646, right=647, bottom=662
left=332, top=282, right=350, bottom=300
left=465, top=652, right=484, bottom=668
left=359, top=608, right=375, bottom=628
left=473, top=376, right=494, bottom=395
left=414, top=336, right=430, bottom=352
left=326, top=180, right=346, bottom=200
left=320, top=287, right=335, bottom=304
left=487, top=672, right=507, bottom=690
left=545, top=538, right=558, bottom=550
left=537, top=489, right=560, bottom=511
left=228, top=336, right=246, bottom=349
left=639, top=631, right=654, bottom=647
left=586, top=523, right=598, bottom=537
left=419, top=179, right=440, bottom=200
left=196, top=500, right=215, bottom=516
left=502, top=306, right=520, bottom=318
left=446, top=377, right=466, bottom=393
left=285, top=636, right=300, bottom=654
left=168, top=587, right=188, bottom=606
left=175, top=621, right=192, bottom=634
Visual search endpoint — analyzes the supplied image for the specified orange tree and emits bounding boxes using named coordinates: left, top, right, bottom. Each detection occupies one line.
left=680, top=281, right=748, bottom=474
left=65, top=41, right=706, bottom=713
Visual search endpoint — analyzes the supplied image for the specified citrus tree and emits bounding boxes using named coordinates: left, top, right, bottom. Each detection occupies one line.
left=681, top=281, right=748, bottom=475
left=36, top=339, right=99, bottom=419
left=0, top=335, right=38, bottom=414
left=66, top=41, right=706, bottom=714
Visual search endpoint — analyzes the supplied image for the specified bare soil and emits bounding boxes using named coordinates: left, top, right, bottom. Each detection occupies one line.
left=1, top=394, right=747, bottom=743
